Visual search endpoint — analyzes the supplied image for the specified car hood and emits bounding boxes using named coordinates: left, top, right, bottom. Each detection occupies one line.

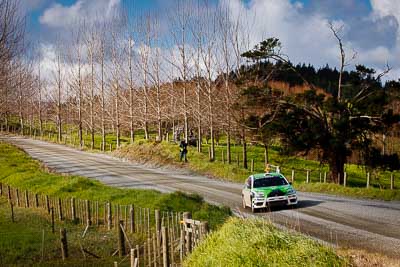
left=253, top=185, right=294, bottom=196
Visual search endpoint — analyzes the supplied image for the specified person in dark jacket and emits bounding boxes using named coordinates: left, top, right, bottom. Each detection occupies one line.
left=179, top=140, right=188, bottom=162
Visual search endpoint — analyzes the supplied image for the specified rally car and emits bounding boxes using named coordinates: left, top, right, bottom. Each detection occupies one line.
left=242, top=172, right=298, bottom=212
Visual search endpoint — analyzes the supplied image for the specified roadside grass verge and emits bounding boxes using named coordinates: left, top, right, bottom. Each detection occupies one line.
left=295, top=183, right=400, bottom=201
left=116, top=140, right=400, bottom=201
left=184, top=217, right=347, bottom=267
left=0, top=141, right=231, bottom=229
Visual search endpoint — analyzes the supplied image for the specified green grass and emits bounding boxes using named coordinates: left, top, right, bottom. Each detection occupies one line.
left=0, top=198, right=125, bottom=266
left=0, top=141, right=231, bottom=230
left=184, top=217, right=347, bottom=267
left=116, top=140, right=400, bottom=201
left=295, top=182, right=400, bottom=201
left=0, top=195, right=161, bottom=266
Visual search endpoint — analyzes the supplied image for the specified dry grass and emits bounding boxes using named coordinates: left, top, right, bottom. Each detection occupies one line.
left=337, top=249, right=400, bottom=267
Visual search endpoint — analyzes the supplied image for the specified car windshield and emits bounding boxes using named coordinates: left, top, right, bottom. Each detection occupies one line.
left=253, top=176, right=288, bottom=188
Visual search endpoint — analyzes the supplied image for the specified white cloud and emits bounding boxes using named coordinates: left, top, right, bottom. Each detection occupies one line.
left=224, top=0, right=341, bottom=67
left=371, top=0, right=400, bottom=46
left=224, top=0, right=399, bottom=81
left=371, top=0, right=400, bottom=22
left=19, top=0, right=51, bottom=15
left=39, top=0, right=121, bottom=28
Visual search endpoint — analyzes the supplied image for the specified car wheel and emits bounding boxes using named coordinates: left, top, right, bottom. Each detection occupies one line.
left=242, top=196, right=246, bottom=209
left=251, top=204, right=256, bottom=213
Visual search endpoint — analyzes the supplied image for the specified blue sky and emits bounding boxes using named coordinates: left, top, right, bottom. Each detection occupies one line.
left=21, top=0, right=400, bottom=81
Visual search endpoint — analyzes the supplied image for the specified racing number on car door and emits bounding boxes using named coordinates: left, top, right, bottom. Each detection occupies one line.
left=243, top=176, right=252, bottom=206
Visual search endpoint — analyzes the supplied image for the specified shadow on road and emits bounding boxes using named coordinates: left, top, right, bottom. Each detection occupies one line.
left=295, top=199, right=323, bottom=209
left=256, top=199, right=324, bottom=213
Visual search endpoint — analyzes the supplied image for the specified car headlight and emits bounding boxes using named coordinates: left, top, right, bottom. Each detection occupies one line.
left=255, top=192, right=264, bottom=198
left=287, top=189, right=296, bottom=195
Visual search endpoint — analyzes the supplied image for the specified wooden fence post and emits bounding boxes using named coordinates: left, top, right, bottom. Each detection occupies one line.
left=115, top=204, right=120, bottom=230
left=35, top=194, right=39, bottom=208
left=236, top=153, right=239, bottom=166
left=180, top=223, right=185, bottom=261
left=319, top=172, right=322, bottom=183
left=135, top=244, right=140, bottom=267
left=51, top=207, right=55, bottom=233
left=366, top=172, right=370, bottom=188
left=46, top=195, right=50, bottom=214
left=16, top=189, right=20, bottom=207
left=222, top=150, right=225, bottom=164
left=183, top=212, right=192, bottom=254
left=7, top=185, right=11, bottom=203
left=118, top=220, right=126, bottom=257
left=208, top=147, right=211, bottom=161
left=291, top=169, right=295, bottom=182
left=343, top=172, right=347, bottom=187
left=306, top=170, right=310, bottom=183
left=155, top=209, right=161, bottom=250
left=10, top=202, right=14, bottom=222
left=107, top=202, right=112, bottom=230
left=324, top=172, right=327, bottom=183
left=60, top=228, right=68, bottom=260
left=147, top=208, right=150, bottom=237
left=200, top=221, right=209, bottom=240
left=58, top=198, right=63, bottom=221
left=71, top=198, right=76, bottom=223
left=147, top=238, right=151, bottom=266
left=86, top=200, right=91, bottom=226
left=162, top=226, right=170, bottom=267
left=130, top=205, right=135, bottom=233
left=130, top=248, right=137, bottom=267
left=391, top=173, right=394, bottom=190
left=25, top=190, right=29, bottom=208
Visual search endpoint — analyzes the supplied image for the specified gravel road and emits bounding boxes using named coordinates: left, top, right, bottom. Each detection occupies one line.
left=2, top=135, right=400, bottom=258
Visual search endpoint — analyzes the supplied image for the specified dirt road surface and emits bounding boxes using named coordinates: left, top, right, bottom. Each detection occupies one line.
left=2, top=136, right=400, bottom=258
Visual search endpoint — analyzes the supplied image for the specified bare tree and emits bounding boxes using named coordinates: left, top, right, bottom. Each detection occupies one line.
left=85, top=25, right=98, bottom=149
left=54, top=42, right=64, bottom=142
left=137, top=16, right=153, bottom=140
left=169, top=0, right=194, bottom=143
left=0, top=0, right=26, bottom=129
left=127, top=35, right=136, bottom=143
left=201, top=2, right=218, bottom=161
left=98, top=24, right=108, bottom=151
left=110, top=24, right=124, bottom=147
left=329, top=22, right=357, bottom=101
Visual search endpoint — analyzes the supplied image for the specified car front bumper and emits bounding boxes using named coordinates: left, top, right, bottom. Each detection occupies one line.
left=252, top=194, right=298, bottom=208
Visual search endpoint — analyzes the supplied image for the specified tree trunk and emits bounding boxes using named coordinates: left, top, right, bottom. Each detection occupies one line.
left=100, top=47, right=106, bottom=151
left=90, top=50, right=95, bottom=150
left=128, top=38, right=135, bottom=145
left=264, top=144, right=269, bottom=165
left=328, top=154, right=345, bottom=184
left=115, top=84, right=120, bottom=148
left=242, top=127, right=247, bottom=169
left=226, top=130, right=231, bottom=164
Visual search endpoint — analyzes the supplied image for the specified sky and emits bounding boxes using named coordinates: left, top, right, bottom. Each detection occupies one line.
left=20, top=0, right=400, bottom=81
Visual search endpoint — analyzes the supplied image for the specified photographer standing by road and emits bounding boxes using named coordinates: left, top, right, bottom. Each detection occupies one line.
left=179, top=140, right=188, bottom=162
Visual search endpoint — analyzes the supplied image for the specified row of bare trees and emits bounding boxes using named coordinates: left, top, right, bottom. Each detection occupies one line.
left=0, top=0, right=255, bottom=163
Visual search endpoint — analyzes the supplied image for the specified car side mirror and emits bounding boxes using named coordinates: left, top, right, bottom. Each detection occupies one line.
left=289, top=182, right=293, bottom=185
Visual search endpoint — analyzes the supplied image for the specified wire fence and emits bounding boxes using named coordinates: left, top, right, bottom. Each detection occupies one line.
left=0, top=184, right=209, bottom=266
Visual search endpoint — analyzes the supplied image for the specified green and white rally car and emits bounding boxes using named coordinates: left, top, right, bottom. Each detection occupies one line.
left=242, top=172, right=298, bottom=212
